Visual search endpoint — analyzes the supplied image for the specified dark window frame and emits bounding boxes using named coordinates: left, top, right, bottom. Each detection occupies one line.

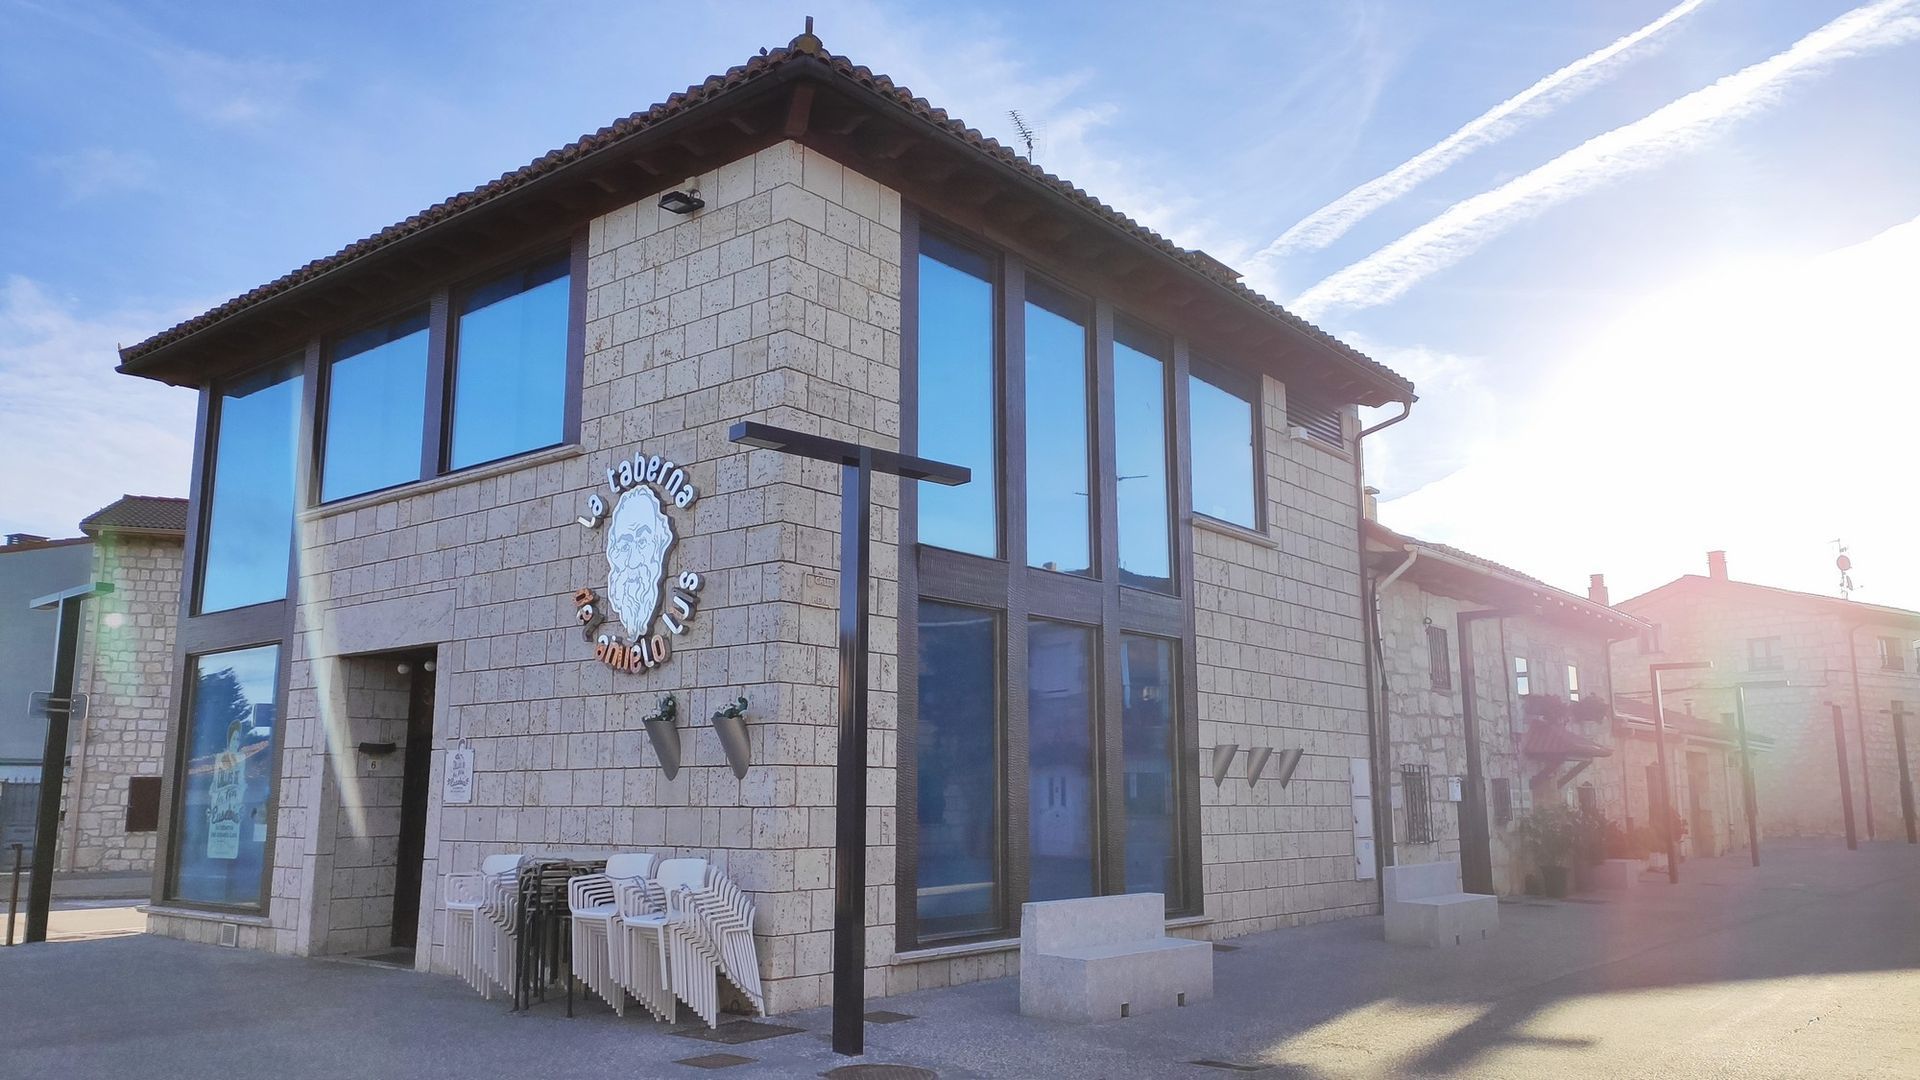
left=1748, top=635, right=1784, bottom=672
left=192, top=354, right=305, bottom=618
left=443, top=248, right=580, bottom=474
left=1186, top=355, right=1265, bottom=534
left=1021, top=271, right=1098, bottom=578
left=1490, top=777, right=1513, bottom=827
left=897, top=207, right=1200, bottom=951
left=1428, top=625, right=1452, bottom=691
left=314, top=303, right=436, bottom=505
left=1401, top=764, right=1434, bottom=844
left=1877, top=636, right=1905, bottom=672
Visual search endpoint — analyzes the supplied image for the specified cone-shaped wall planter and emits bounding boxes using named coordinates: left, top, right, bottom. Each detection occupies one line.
left=1210, top=744, right=1240, bottom=788
left=713, top=696, right=752, bottom=780
left=643, top=694, right=681, bottom=780
left=1272, top=747, right=1305, bottom=788
left=1245, top=747, right=1274, bottom=787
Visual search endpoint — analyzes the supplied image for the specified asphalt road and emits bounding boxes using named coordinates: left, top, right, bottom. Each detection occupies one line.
left=0, top=839, right=1913, bottom=1079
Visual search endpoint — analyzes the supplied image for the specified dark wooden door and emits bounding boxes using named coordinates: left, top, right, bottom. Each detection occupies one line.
left=389, top=660, right=435, bottom=948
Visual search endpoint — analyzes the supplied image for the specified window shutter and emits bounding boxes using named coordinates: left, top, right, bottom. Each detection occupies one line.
left=1286, top=392, right=1345, bottom=448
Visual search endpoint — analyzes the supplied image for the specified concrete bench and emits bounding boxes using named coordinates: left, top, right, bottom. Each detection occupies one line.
left=1018, top=893, right=1212, bottom=1023
left=1382, top=859, right=1497, bottom=947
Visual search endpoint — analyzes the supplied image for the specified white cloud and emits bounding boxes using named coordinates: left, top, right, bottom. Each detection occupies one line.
left=1260, top=0, right=1710, bottom=260
left=35, top=146, right=157, bottom=202
left=0, top=277, right=196, bottom=537
left=152, top=45, right=320, bottom=127
left=1377, top=210, right=1920, bottom=609
left=1293, top=0, right=1920, bottom=319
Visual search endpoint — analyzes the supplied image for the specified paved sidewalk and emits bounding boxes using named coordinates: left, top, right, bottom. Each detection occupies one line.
left=1, top=840, right=1914, bottom=1079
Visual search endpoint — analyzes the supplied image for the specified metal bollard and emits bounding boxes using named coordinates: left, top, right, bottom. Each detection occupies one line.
left=6, top=843, right=22, bottom=946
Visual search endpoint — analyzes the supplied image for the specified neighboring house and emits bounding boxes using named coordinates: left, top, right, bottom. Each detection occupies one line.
left=112, top=28, right=1418, bottom=1007
left=58, top=496, right=188, bottom=876
left=1364, top=518, right=1645, bottom=895
left=1613, top=551, right=1920, bottom=842
left=0, top=533, right=94, bottom=856
left=1609, top=697, right=1770, bottom=862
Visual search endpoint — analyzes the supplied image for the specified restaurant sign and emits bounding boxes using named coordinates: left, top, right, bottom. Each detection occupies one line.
left=572, top=449, right=703, bottom=674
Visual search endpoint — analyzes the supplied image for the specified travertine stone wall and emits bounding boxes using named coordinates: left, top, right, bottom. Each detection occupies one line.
left=67, top=533, right=181, bottom=873
left=1615, top=590, right=1918, bottom=840
left=1194, top=381, right=1377, bottom=934
left=315, top=657, right=411, bottom=954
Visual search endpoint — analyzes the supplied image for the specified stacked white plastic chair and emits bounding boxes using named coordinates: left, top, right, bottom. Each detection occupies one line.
left=444, top=853, right=523, bottom=997
left=665, top=864, right=765, bottom=1027
left=567, top=853, right=657, bottom=1016
left=476, top=856, right=527, bottom=1000
left=617, top=857, right=707, bottom=1022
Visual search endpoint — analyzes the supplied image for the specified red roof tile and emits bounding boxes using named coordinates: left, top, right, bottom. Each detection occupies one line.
left=80, top=494, right=189, bottom=537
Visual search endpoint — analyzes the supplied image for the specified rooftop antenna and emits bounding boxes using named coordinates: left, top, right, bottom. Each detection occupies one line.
left=1833, top=539, right=1855, bottom=600
left=1008, top=109, right=1038, bottom=162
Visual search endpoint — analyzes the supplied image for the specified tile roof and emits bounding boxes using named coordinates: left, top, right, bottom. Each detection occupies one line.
left=117, top=34, right=1413, bottom=403
left=1365, top=519, right=1644, bottom=633
left=1622, top=574, right=1920, bottom=630
left=80, top=494, right=189, bottom=537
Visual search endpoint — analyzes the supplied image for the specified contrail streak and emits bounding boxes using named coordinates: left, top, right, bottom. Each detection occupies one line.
left=1261, top=0, right=1711, bottom=260
left=1292, top=0, right=1920, bottom=319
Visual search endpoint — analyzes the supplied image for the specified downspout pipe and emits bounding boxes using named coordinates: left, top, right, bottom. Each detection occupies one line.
left=1848, top=623, right=1874, bottom=839
left=1351, top=398, right=1414, bottom=889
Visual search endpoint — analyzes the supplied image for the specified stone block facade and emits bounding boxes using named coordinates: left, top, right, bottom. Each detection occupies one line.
left=64, top=532, right=181, bottom=874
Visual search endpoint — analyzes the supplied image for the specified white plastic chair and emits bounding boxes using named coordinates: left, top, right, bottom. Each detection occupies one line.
left=618, top=857, right=707, bottom=1023
left=666, top=866, right=765, bottom=1027
left=476, top=856, right=528, bottom=1000
left=568, top=853, right=658, bottom=1016
left=445, top=853, right=523, bottom=997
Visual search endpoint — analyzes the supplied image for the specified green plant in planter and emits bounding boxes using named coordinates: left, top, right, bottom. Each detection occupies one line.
left=1569, top=694, right=1610, bottom=726
left=1513, top=802, right=1583, bottom=897
left=1573, top=806, right=1614, bottom=866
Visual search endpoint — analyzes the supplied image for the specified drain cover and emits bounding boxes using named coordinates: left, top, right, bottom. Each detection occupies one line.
left=677, top=1053, right=756, bottom=1069
left=822, top=1066, right=937, bottom=1080
left=672, top=1020, right=805, bottom=1045
left=864, top=1010, right=916, bottom=1024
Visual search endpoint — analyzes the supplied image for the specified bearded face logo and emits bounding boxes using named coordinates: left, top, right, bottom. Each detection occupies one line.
left=605, top=486, right=674, bottom=639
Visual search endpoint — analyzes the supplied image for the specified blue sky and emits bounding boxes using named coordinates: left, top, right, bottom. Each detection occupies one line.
left=3, top=0, right=1917, bottom=607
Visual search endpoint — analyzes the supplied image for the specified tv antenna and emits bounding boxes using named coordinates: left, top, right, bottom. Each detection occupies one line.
left=1008, top=109, right=1038, bottom=161
left=1833, top=539, right=1855, bottom=600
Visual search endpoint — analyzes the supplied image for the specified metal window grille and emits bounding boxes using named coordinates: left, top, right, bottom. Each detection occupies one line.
left=1427, top=626, right=1452, bottom=690
left=1490, top=777, right=1513, bottom=827
left=1401, top=764, right=1434, bottom=844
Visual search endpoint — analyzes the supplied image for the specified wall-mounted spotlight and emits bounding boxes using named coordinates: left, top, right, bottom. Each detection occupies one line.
left=658, top=189, right=705, bottom=215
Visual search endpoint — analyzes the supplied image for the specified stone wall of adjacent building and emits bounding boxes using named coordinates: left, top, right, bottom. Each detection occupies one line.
left=1373, top=578, right=1618, bottom=894
left=1614, top=730, right=1748, bottom=861
left=65, top=532, right=180, bottom=874
left=1615, top=589, right=1919, bottom=841
left=1193, top=387, right=1378, bottom=935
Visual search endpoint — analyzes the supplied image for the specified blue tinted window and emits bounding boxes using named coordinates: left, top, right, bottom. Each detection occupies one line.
left=1189, top=371, right=1257, bottom=529
left=1121, top=634, right=1179, bottom=905
left=1028, top=619, right=1097, bottom=901
left=448, top=256, right=570, bottom=470
left=1025, top=285, right=1092, bottom=575
left=199, top=365, right=302, bottom=613
left=916, top=236, right=997, bottom=557
left=916, top=601, right=999, bottom=936
left=322, top=310, right=429, bottom=501
left=1114, top=328, right=1172, bottom=592
left=170, top=644, right=280, bottom=907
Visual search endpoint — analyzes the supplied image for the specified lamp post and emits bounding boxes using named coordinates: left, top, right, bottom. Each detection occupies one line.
left=1829, top=702, right=1859, bottom=851
left=727, top=421, right=968, bottom=1057
left=1649, top=661, right=1712, bottom=885
left=22, top=580, right=113, bottom=944
left=1880, top=702, right=1916, bottom=844
left=1727, top=680, right=1788, bottom=868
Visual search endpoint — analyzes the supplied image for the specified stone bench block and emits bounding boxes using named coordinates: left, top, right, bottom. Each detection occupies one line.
left=1382, top=859, right=1498, bottom=948
left=1018, top=893, right=1213, bottom=1023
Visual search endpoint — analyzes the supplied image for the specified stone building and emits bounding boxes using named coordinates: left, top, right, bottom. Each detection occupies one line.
left=1609, top=698, right=1764, bottom=862
left=1612, top=551, right=1920, bottom=843
left=59, top=496, right=188, bottom=875
left=1364, top=520, right=1645, bottom=895
left=0, top=533, right=95, bottom=852
left=114, top=32, right=1417, bottom=1011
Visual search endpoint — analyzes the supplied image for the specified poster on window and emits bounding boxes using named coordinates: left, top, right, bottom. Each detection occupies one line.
left=206, top=719, right=248, bottom=860
left=443, top=743, right=474, bottom=805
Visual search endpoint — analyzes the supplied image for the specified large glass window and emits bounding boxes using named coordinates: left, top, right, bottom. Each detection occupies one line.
left=198, top=364, right=302, bottom=613
left=1028, top=619, right=1097, bottom=901
left=1188, top=369, right=1257, bottom=529
left=1120, top=634, right=1180, bottom=904
left=1113, top=327, right=1173, bottom=592
left=321, top=309, right=430, bottom=501
left=915, top=602, right=1000, bottom=937
left=1025, top=283, right=1092, bottom=575
left=448, top=254, right=570, bottom=470
left=170, top=644, right=281, bottom=907
left=916, top=236, right=998, bottom=557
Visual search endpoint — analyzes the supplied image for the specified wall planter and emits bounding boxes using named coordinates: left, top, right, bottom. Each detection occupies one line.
left=643, top=694, right=682, bottom=780
left=713, top=696, right=752, bottom=780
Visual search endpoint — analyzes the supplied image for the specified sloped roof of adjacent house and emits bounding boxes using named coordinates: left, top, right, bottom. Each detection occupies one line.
left=115, top=28, right=1414, bottom=408
left=1365, top=519, right=1645, bottom=637
left=1621, top=574, right=1920, bottom=631
left=79, top=495, right=189, bottom=538
left=1613, top=696, right=1776, bottom=750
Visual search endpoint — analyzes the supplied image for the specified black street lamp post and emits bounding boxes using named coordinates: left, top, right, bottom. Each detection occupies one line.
left=22, top=581, right=113, bottom=944
left=727, top=421, right=968, bottom=1057
left=1649, top=660, right=1712, bottom=885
